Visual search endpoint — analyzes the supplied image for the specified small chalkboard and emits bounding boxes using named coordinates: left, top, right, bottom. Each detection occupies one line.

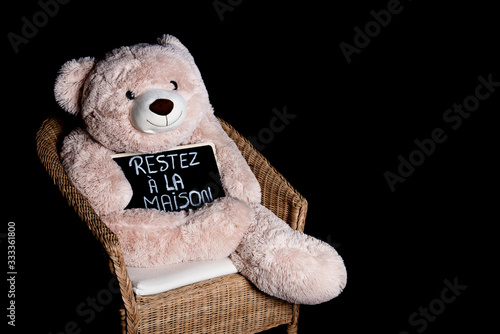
left=112, top=142, right=225, bottom=212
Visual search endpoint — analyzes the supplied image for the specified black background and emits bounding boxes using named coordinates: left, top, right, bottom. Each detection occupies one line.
left=4, top=0, right=498, bottom=333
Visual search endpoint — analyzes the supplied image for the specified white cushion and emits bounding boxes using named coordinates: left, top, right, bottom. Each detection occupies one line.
left=127, top=257, right=238, bottom=296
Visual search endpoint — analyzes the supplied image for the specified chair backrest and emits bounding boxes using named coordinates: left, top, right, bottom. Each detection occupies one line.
left=36, top=114, right=308, bottom=264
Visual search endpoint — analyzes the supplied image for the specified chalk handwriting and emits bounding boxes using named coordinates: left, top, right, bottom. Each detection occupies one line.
left=114, top=143, right=225, bottom=212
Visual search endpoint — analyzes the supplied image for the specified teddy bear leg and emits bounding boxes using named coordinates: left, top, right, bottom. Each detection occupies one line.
left=230, top=204, right=347, bottom=305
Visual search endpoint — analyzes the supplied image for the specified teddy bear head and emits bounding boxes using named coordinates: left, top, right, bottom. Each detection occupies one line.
left=54, top=35, right=212, bottom=153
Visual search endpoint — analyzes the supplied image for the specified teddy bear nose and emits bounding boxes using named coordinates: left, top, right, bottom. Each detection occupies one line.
left=149, top=99, right=174, bottom=116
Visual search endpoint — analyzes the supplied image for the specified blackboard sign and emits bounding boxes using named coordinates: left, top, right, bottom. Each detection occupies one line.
left=112, top=143, right=225, bottom=212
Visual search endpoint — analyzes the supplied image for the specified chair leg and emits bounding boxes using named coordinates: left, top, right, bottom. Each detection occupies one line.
left=286, top=323, right=298, bottom=334
left=120, top=308, right=127, bottom=334
left=286, top=304, right=300, bottom=334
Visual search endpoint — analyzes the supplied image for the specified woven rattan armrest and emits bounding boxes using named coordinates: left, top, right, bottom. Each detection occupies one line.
left=218, top=118, right=308, bottom=232
left=36, top=116, right=140, bottom=331
left=36, top=116, right=121, bottom=251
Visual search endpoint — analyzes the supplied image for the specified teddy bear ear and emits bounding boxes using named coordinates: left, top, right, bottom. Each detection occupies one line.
left=54, top=57, right=95, bottom=115
left=157, top=34, right=188, bottom=52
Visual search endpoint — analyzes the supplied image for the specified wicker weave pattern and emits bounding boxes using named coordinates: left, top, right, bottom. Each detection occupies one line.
left=136, top=273, right=292, bottom=333
left=36, top=116, right=307, bottom=333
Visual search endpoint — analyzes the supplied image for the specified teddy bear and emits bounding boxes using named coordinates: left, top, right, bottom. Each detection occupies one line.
left=54, top=34, right=347, bottom=305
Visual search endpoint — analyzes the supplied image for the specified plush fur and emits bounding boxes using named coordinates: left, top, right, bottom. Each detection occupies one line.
left=55, top=35, right=346, bottom=305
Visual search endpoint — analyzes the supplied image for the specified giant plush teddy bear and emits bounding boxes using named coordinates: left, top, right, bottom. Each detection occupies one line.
left=54, top=35, right=346, bottom=305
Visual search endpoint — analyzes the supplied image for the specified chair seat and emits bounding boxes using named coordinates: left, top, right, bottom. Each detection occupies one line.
left=127, top=257, right=238, bottom=296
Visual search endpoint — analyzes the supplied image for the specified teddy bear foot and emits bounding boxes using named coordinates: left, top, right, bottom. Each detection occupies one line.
left=230, top=204, right=347, bottom=305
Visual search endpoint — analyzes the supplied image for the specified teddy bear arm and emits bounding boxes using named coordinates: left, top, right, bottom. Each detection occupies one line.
left=101, top=196, right=254, bottom=267
left=60, top=129, right=133, bottom=216
left=217, top=144, right=261, bottom=203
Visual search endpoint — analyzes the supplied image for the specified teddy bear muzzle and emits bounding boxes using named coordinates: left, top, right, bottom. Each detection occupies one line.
left=130, top=88, right=188, bottom=134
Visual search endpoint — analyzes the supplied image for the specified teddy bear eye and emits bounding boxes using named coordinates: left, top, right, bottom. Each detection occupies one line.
left=126, top=90, right=136, bottom=100
left=170, top=81, right=178, bottom=91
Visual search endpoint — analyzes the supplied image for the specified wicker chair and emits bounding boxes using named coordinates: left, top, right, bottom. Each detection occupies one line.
left=36, top=115, right=308, bottom=334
